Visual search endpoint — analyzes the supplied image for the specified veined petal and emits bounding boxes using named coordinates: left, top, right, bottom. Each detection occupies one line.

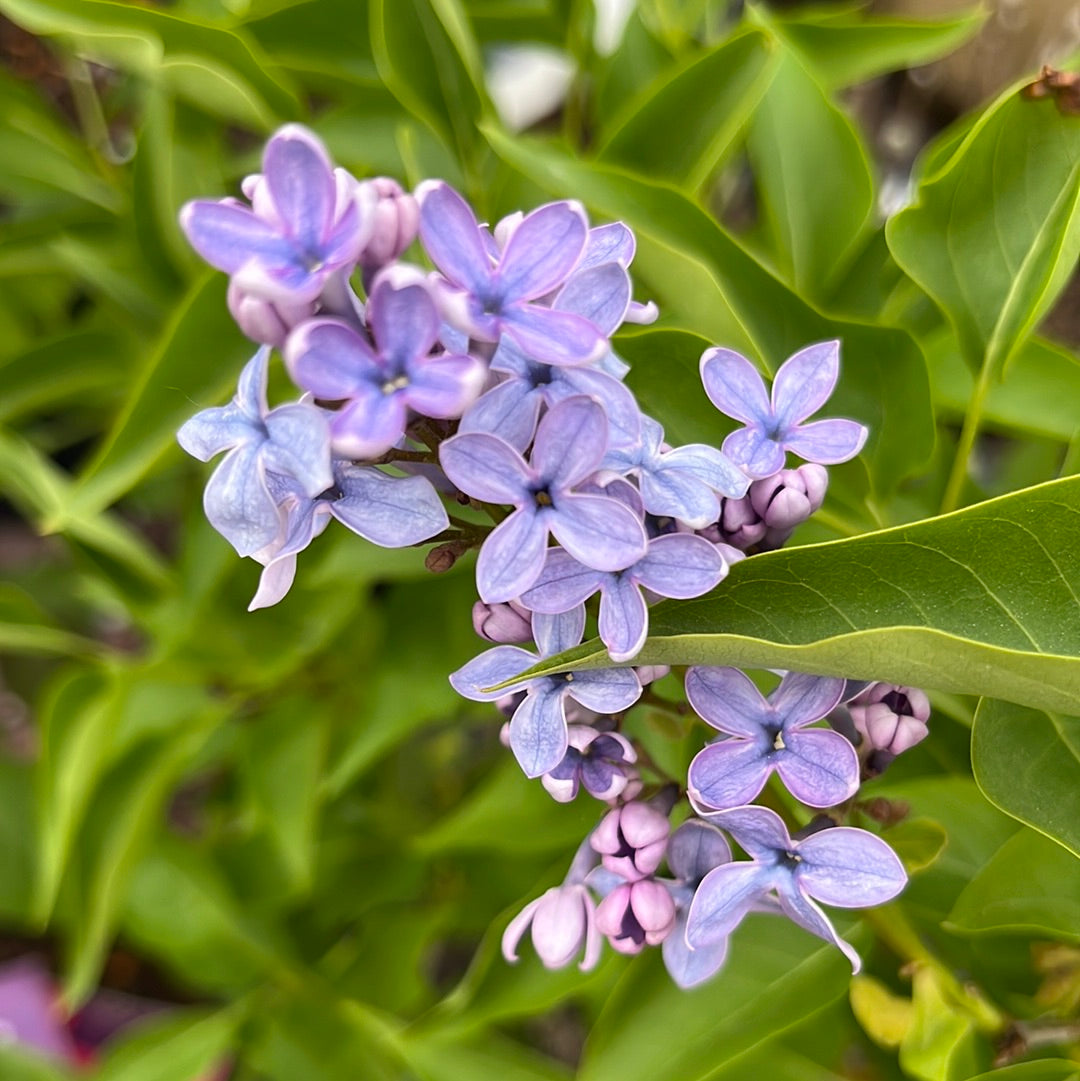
left=368, top=272, right=440, bottom=367
left=721, top=427, right=786, bottom=479
left=700, top=347, right=772, bottom=425
left=502, top=305, right=607, bottom=367
left=533, top=607, right=585, bottom=657
left=775, top=882, right=862, bottom=973
left=566, top=667, right=642, bottom=714
left=555, top=262, right=631, bottom=335
left=548, top=494, right=647, bottom=572
left=497, top=200, right=588, bottom=300
left=439, top=431, right=532, bottom=505
left=262, top=402, right=333, bottom=496
left=638, top=464, right=720, bottom=529
left=509, top=685, right=569, bottom=778
left=521, top=548, right=605, bottom=613
left=416, top=180, right=493, bottom=295
left=405, top=352, right=486, bottom=419
left=661, top=444, right=750, bottom=499
left=475, top=507, right=548, bottom=602
left=784, top=418, right=868, bottom=465
left=502, top=896, right=544, bottom=963
left=177, top=403, right=253, bottom=462
left=263, top=124, right=336, bottom=255
left=329, top=389, right=407, bottom=461
left=285, top=318, right=381, bottom=399
left=772, top=672, right=847, bottom=728
left=667, top=820, right=732, bottom=883
left=771, top=340, right=840, bottom=429
left=797, top=828, right=908, bottom=908
left=249, top=553, right=298, bottom=611
left=687, top=740, right=771, bottom=811
left=532, top=396, right=610, bottom=489
left=459, top=378, right=542, bottom=451
left=180, top=200, right=294, bottom=275
left=598, top=575, right=648, bottom=663
left=235, top=347, right=271, bottom=420
left=662, top=909, right=728, bottom=990
left=685, top=666, right=771, bottom=738
left=633, top=533, right=726, bottom=599
left=776, top=729, right=860, bottom=808
left=555, top=367, right=641, bottom=449
left=703, top=805, right=790, bottom=861
left=331, top=467, right=448, bottom=547
left=686, top=862, right=771, bottom=947
left=449, top=644, right=538, bottom=701
left=579, top=222, right=635, bottom=270
left=204, top=443, right=282, bottom=557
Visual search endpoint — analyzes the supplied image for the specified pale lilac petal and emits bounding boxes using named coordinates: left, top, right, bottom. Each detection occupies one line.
left=771, top=340, right=840, bottom=429
left=667, top=820, right=732, bottom=883
left=406, top=352, right=486, bottom=418
left=416, top=180, right=493, bottom=294
left=774, top=883, right=862, bottom=973
left=567, top=667, right=642, bottom=713
left=263, top=124, right=336, bottom=254
left=521, top=549, right=605, bottom=613
left=700, top=347, right=771, bottom=425
left=633, top=533, right=726, bottom=599
left=497, top=201, right=588, bottom=300
left=502, top=305, right=607, bottom=367
left=797, top=828, right=907, bottom=908
left=638, top=467, right=720, bottom=529
left=554, top=368, right=641, bottom=449
left=235, top=347, right=270, bottom=420
left=368, top=274, right=440, bottom=365
left=687, top=740, right=771, bottom=810
left=204, top=444, right=281, bottom=557
left=476, top=507, right=548, bottom=602
left=555, top=262, right=631, bottom=335
left=663, top=909, right=729, bottom=989
left=548, top=494, right=647, bottom=572
left=249, top=553, right=298, bottom=611
left=721, top=427, right=786, bottom=479
left=784, top=418, right=868, bottom=465
left=502, top=896, right=544, bottom=962
left=772, top=672, right=847, bottom=729
left=686, top=862, right=771, bottom=947
left=776, top=730, right=860, bottom=807
left=262, top=403, right=332, bottom=496
left=532, top=396, right=610, bottom=488
left=533, top=607, right=585, bottom=657
left=329, top=390, right=407, bottom=461
left=531, top=887, right=589, bottom=968
left=231, top=256, right=319, bottom=302
left=704, top=805, right=790, bottom=860
left=177, top=404, right=252, bottom=462
left=579, top=222, right=635, bottom=269
left=439, top=431, right=531, bottom=505
left=179, top=200, right=294, bottom=275
left=285, top=319, right=380, bottom=399
left=661, top=444, right=750, bottom=500
left=450, top=644, right=537, bottom=702
left=331, top=467, right=448, bottom=547
left=459, top=379, right=542, bottom=451
left=598, top=575, right=648, bottom=662
left=510, top=685, right=569, bottom=778
left=685, top=666, right=770, bottom=739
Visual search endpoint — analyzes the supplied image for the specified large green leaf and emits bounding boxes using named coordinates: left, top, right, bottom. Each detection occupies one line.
left=484, top=126, right=933, bottom=491
left=597, top=28, right=776, bottom=190
left=505, top=476, right=1080, bottom=717
left=94, top=1008, right=239, bottom=1081
left=972, top=698, right=1080, bottom=858
left=948, top=827, right=1080, bottom=941
left=888, top=86, right=1080, bottom=378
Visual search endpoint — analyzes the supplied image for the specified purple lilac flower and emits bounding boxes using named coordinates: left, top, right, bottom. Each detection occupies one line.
left=686, top=667, right=859, bottom=810
left=248, top=461, right=449, bottom=610
left=522, top=532, right=730, bottom=662
left=439, top=396, right=648, bottom=603
left=849, top=684, right=931, bottom=759
left=181, top=124, right=372, bottom=304
left=450, top=608, right=641, bottom=777
left=541, top=725, right=638, bottom=803
left=662, top=820, right=733, bottom=988
left=686, top=806, right=907, bottom=972
left=417, top=181, right=606, bottom=366
left=503, top=840, right=602, bottom=971
left=700, top=341, right=868, bottom=478
left=602, top=416, right=750, bottom=529
left=177, top=348, right=332, bottom=558
left=286, top=267, right=484, bottom=460
left=572, top=222, right=658, bottom=326
left=590, top=801, right=670, bottom=880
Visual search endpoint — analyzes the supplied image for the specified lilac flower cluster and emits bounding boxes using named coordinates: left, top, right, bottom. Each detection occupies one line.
left=176, top=123, right=930, bottom=990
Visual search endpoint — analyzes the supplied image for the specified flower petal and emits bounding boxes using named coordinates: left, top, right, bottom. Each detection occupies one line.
left=533, top=607, right=585, bottom=657
left=567, top=667, right=642, bottom=714
left=509, top=684, right=569, bottom=778
left=501, top=304, right=607, bottom=367
left=555, top=262, right=631, bottom=335
left=776, top=729, right=860, bottom=808
left=521, top=548, right=605, bottom=613
left=721, top=426, right=786, bottom=479
left=660, top=443, right=750, bottom=500
left=797, top=828, right=907, bottom=908
left=285, top=318, right=380, bottom=399
left=449, top=644, right=538, bottom=702
left=687, top=740, right=771, bottom=810
left=703, top=805, right=790, bottom=861
left=685, top=862, right=770, bottom=947
left=548, top=494, right=647, bottom=572
left=772, top=672, right=847, bottom=728
left=532, top=396, right=610, bottom=489
left=179, top=200, right=295, bottom=275
left=774, top=881, right=863, bottom=973
left=332, top=467, right=448, bottom=547
left=328, top=389, right=406, bottom=461
left=203, top=443, right=282, bottom=557
left=439, top=431, right=531, bottom=505
left=263, top=124, right=337, bottom=255
left=700, top=347, right=772, bottom=425
left=459, top=378, right=542, bottom=451
left=368, top=272, right=440, bottom=367
left=633, top=533, right=726, bottom=599
left=685, top=666, right=771, bottom=738
left=667, top=820, right=732, bottom=883
left=497, top=201, right=588, bottom=300
left=579, top=222, right=635, bottom=269
left=177, top=403, right=253, bottom=462
left=475, top=507, right=548, bottom=602
left=662, top=909, right=729, bottom=989
left=784, top=418, right=868, bottom=465
left=598, top=575, right=649, bottom=662
left=771, top=340, right=840, bottom=429
left=555, top=367, right=641, bottom=449
left=417, top=180, right=493, bottom=295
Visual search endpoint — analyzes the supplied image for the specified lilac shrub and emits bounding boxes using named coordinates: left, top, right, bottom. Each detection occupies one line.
left=177, top=122, right=929, bottom=991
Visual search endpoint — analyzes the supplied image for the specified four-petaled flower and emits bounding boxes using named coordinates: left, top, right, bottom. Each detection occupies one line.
left=700, top=340, right=867, bottom=478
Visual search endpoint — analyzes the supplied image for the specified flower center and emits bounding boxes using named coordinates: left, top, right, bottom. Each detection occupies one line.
left=382, top=374, right=409, bottom=394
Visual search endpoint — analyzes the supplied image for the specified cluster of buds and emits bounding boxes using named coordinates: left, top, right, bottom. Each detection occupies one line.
left=176, top=123, right=933, bottom=991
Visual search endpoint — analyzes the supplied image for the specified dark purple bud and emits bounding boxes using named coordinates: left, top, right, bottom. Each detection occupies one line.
left=849, top=683, right=930, bottom=756
left=591, top=801, right=669, bottom=880
left=595, top=879, right=676, bottom=954
left=541, top=726, right=639, bottom=803
left=749, top=463, right=829, bottom=535
left=359, top=178, right=420, bottom=271
left=227, top=280, right=313, bottom=347
left=472, top=599, right=533, bottom=644
left=710, top=494, right=766, bottom=550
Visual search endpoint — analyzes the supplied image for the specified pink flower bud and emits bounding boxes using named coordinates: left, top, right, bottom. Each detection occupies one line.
left=502, top=883, right=600, bottom=970
left=359, top=178, right=419, bottom=270
left=591, top=801, right=669, bottom=881
left=227, top=280, right=313, bottom=347
left=472, top=599, right=533, bottom=644
left=849, top=683, right=930, bottom=756
left=749, top=463, right=829, bottom=533
left=595, top=879, right=676, bottom=953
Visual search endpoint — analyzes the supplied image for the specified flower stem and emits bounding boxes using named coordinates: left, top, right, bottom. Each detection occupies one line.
left=941, top=357, right=994, bottom=514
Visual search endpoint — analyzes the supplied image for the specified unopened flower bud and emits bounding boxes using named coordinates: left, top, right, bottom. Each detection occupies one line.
left=595, top=879, right=676, bottom=954
left=749, top=463, right=829, bottom=549
left=502, top=882, right=600, bottom=970
left=425, top=540, right=466, bottom=573
left=591, top=801, right=669, bottom=880
left=708, top=495, right=766, bottom=550
left=541, top=726, right=638, bottom=803
left=227, top=280, right=313, bottom=347
left=472, top=599, right=533, bottom=644
left=849, top=683, right=930, bottom=757
left=359, top=178, right=419, bottom=272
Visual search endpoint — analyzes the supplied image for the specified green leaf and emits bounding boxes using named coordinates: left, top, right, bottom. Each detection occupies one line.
left=0, top=0, right=299, bottom=127
left=0, top=1048, right=74, bottom=1081
left=745, top=30, right=874, bottom=299
left=776, top=5, right=985, bottom=91
left=886, top=818, right=949, bottom=874
left=578, top=920, right=849, bottom=1081
left=597, top=28, right=776, bottom=190
left=483, top=125, right=933, bottom=491
left=899, top=966, right=983, bottom=1081
left=94, top=1008, right=239, bottom=1081
left=506, top=476, right=1080, bottom=717
left=948, top=827, right=1080, bottom=941
left=888, top=86, right=1080, bottom=377
left=972, top=698, right=1080, bottom=858
left=405, top=1033, right=572, bottom=1081
left=963, top=1063, right=1080, bottom=1081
